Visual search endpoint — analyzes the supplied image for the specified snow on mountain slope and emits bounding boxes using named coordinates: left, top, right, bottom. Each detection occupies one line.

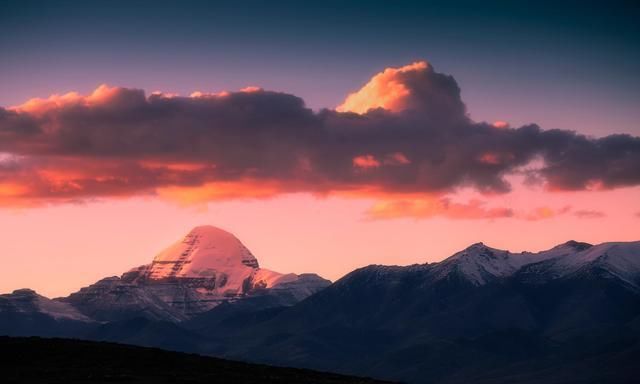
left=550, top=241, right=640, bottom=286
left=0, top=289, right=91, bottom=322
left=138, top=225, right=328, bottom=299
left=436, top=243, right=517, bottom=285
left=149, top=225, right=258, bottom=279
left=147, top=226, right=258, bottom=287
left=435, top=240, right=596, bottom=285
left=261, top=273, right=336, bottom=304
left=62, top=277, right=187, bottom=322
left=252, top=269, right=299, bottom=288
left=431, top=239, right=640, bottom=287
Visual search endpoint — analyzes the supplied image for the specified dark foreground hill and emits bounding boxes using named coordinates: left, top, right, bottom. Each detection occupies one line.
left=0, top=337, right=393, bottom=384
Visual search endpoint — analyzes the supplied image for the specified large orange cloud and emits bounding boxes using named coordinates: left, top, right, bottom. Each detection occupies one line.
left=1, top=62, right=639, bottom=217
left=336, top=60, right=467, bottom=123
left=337, top=61, right=428, bottom=114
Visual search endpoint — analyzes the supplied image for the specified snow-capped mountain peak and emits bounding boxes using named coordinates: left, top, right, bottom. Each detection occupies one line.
left=0, top=289, right=91, bottom=322
left=439, top=243, right=515, bottom=285
left=434, top=240, right=640, bottom=287
left=146, top=225, right=259, bottom=281
left=541, top=240, right=593, bottom=257
left=551, top=241, right=640, bottom=286
left=62, top=225, right=331, bottom=321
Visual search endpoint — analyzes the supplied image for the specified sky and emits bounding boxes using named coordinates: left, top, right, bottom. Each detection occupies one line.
left=1, top=0, right=639, bottom=297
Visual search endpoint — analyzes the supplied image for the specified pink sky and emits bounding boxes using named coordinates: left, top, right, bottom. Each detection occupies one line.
left=1, top=186, right=638, bottom=297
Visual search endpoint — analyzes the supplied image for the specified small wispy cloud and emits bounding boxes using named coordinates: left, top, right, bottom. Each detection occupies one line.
left=573, top=209, right=606, bottom=219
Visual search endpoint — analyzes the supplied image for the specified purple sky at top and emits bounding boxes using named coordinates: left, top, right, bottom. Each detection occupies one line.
left=1, top=0, right=639, bottom=137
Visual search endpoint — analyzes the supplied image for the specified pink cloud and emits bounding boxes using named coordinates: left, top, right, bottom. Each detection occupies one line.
left=352, top=155, right=381, bottom=169
left=384, top=152, right=411, bottom=165
left=0, top=63, right=639, bottom=211
left=493, top=120, right=510, bottom=129
left=366, top=197, right=513, bottom=220
left=522, top=206, right=571, bottom=221
left=337, top=61, right=428, bottom=114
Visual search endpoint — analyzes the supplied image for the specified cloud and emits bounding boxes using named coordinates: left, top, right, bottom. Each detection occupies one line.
left=1, top=61, right=639, bottom=212
left=522, top=205, right=571, bottom=221
left=366, top=197, right=513, bottom=220
left=518, top=206, right=606, bottom=221
left=572, top=209, right=606, bottom=219
left=336, top=61, right=467, bottom=125
left=365, top=200, right=603, bottom=221
left=492, top=121, right=510, bottom=129
left=352, top=155, right=381, bottom=169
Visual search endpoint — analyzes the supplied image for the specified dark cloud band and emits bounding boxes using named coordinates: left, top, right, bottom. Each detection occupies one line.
left=1, top=62, right=639, bottom=205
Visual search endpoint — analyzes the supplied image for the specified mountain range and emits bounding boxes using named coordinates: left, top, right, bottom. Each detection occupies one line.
left=2, top=225, right=640, bottom=383
left=62, top=225, right=331, bottom=322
